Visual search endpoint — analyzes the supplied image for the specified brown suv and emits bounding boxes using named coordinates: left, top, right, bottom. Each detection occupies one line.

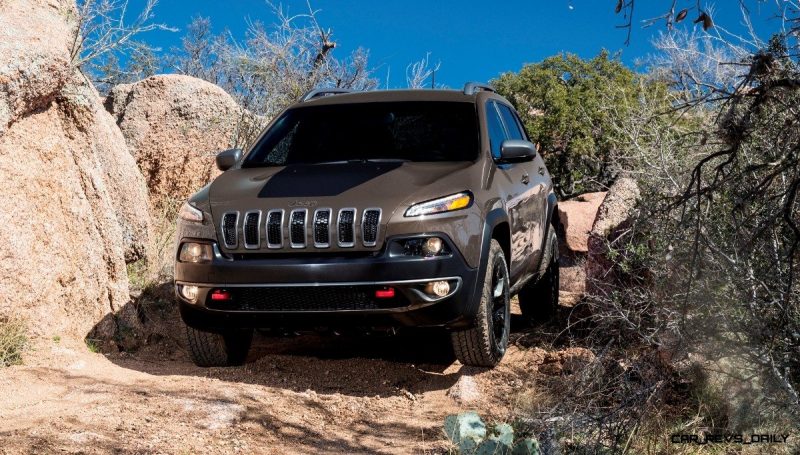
left=174, top=82, right=559, bottom=367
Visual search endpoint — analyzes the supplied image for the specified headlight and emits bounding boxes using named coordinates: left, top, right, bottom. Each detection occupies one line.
left=179, top=202, right=204, bottom=223
left=178, top=242, right=213, bottom=263
left=404, top=191, right=473, bottom=217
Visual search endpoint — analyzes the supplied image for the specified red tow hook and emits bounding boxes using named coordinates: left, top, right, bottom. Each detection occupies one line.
left=210, top=289, right=232, bottom=301
left=374, top=287, right=395, bottom=299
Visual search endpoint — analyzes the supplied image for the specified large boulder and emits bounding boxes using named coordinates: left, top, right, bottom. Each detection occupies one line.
left=0, top=0, right=74, bottom=136
left=105, top=75, right=244, bottom=207
left=0, top=0, right=151, bottom=339
left=586, top=178, right=640, bottom=288
left=557, top=191, right=606, bottom=253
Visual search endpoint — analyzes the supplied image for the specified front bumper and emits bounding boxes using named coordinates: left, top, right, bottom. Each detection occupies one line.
left=175, top=234, right=480, bottom=331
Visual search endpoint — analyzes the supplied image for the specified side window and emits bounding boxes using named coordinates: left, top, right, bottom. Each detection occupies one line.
left=497, top=104, right=525, bottom=140
left=485, top=101, right=508, bottom=159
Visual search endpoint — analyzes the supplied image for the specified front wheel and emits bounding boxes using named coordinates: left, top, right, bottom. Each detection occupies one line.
left=518, top=225, right=560, bottom=324
left=185, top=325, right=253, bottom=367
left=450, top=239, right=510, bottom=367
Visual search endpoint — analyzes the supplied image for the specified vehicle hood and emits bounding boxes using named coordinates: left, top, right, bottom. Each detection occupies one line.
left=208, top=161, right=475, bottom=222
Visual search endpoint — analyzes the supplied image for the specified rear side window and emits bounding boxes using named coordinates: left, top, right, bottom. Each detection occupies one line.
left=243, top=101, right=480, bottom=166
left=497, top=104, right=526, bottom=140
left=485, top=101, right=507, bottom=159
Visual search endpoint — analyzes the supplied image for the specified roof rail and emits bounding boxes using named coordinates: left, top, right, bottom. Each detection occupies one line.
left=301, top=88, right=353, bottom=102
left=463, top=82, right=495, bottom=95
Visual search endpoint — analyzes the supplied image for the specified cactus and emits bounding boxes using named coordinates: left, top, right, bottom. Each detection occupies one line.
left=444, top=411, right=487, bottom=453
left=444, top=412, right=540, bottom=455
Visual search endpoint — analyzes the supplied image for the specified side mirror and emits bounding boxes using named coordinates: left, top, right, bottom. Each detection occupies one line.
left=216, top=148, right=242, bottom=171
left=498, top=139, right=536, bottom=164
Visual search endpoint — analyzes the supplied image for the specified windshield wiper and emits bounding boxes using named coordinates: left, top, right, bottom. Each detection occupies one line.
left=312, top=158, right=410, bottom=165
left=362, top=158, right=410, bottom=163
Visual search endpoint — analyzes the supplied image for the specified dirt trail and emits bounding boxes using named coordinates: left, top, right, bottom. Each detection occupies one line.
left=0, top=316, right=559, bottom=454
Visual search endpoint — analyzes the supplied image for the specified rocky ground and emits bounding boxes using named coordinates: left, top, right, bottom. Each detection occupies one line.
left=0, top=299, right=592, bottom=454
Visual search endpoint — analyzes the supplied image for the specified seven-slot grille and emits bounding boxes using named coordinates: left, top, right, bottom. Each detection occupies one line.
left=289, top=209, right=308, bottom=248
left=220, top=207, right=377, bottom=250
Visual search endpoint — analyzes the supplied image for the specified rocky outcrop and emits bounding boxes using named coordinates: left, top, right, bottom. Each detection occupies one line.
left=557, top=192, right=606, bottom=253
left=0, top=0, right=151, bottom=339
left=590, top=178, right=640, bottom=242
left=556, top=181, right=640, bottom=304
left=555, top=192, right=605, bottom=305
left=586, top=177, right=640, bottom=288
left=105, top=75, right=245, bottom=207
left=0, top=0, right=74, bottom=136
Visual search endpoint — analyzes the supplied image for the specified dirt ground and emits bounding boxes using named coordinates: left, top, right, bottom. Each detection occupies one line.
left=0, top=302, right=573, bottom=455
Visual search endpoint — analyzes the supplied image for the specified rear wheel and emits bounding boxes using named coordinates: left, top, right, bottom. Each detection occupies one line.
left=185, top=325, right=253, bottom=367
left=450, top=239, right=510, bottom=367
left=518, top=226, right=560, bottom=324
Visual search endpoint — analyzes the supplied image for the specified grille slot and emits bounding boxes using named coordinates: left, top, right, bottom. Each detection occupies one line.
left=289, top=209, right=307, bottom=248
left=313, top=209, right=331, bottom=248
left=266, top=210, right=284, bottom=248
left=221, top=212, right=239, bottom=248
left=361, top=209, right=381, bottom=247
left=243, top=211, right=261, bottom=249
left=206, top=286, right=410, bottom=312
left=337, top=209, right=356, bottom=247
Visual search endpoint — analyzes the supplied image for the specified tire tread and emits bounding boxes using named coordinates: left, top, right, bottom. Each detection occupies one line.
left=450, top=240, right=507, bottom=367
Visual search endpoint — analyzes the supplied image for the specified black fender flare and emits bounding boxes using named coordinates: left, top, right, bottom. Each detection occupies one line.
left=536, top=191, right=559, bottom=274
left=461, top=208, right=510, bottom=321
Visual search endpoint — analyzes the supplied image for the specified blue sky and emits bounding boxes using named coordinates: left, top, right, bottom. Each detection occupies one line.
left=144, top=1, right=787, bottom=88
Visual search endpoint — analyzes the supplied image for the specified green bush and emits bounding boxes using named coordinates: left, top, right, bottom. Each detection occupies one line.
left=493, top=51, right=667, bottom=197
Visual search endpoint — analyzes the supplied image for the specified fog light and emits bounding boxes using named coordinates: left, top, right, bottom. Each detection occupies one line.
left=181, top=285, right=199, bottom=302
left=425, top=280, right=451, bottom=297
left=422, top=237, right=444, bottom=257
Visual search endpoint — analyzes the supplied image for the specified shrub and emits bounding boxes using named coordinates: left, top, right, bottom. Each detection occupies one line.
left=0, top=317, right=27, bottom=367
left=493, top=51, right=669, bottom=198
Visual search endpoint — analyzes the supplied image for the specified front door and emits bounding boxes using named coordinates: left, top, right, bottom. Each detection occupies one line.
left=485, top=100, right=532, bottom=281
left=496, top=103, right=548, bottom=272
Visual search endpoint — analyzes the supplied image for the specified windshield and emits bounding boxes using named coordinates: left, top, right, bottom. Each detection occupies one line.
left=243, top=101, right=479, bottom=167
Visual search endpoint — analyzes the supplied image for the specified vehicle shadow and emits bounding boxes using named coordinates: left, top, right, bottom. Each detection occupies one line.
left=92, top=283, right=537, bottom=400
left=110, top=329, right=464, bottom=398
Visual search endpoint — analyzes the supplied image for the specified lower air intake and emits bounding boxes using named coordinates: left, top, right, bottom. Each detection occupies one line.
left=206, top=286, right=410, bottom=311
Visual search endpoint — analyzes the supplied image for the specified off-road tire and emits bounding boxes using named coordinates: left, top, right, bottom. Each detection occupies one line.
left=450, top=239, right=510, bottom=367
left=518, top=225, right=560, bottom=324
left=185, top=325, right=253, bottom=367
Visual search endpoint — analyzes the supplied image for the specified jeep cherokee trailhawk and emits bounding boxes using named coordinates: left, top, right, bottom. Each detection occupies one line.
left=174, top=83, right=559, bottom=367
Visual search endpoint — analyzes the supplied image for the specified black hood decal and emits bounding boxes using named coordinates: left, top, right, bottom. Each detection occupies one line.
left=257, top=162, right=403, bottom=198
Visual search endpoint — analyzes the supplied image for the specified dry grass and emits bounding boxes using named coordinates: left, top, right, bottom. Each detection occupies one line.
left=0, top=316, right=27, bottom=367
left=128, top=198, right=181, bottom=291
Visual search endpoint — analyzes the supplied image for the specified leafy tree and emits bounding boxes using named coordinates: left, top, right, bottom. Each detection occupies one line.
left=493, top=51, right=656, bottom=197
